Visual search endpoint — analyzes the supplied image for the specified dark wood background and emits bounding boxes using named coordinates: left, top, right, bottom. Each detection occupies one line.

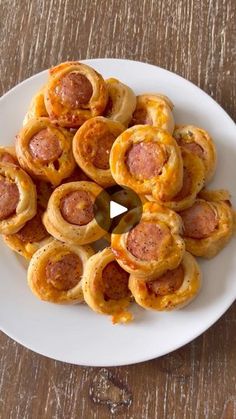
left=0, top=0, right=235, bottom=418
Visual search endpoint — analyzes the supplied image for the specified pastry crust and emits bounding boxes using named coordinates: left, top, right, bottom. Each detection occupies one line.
left=111, top=202, right=185, bottom=278
left=103, top=78, right=136, bottom=126
left=129, top=252, right=201, bottom=310
left=82, top=247, right=132, bottom=323
left=0, top=163, right=37, bottom=234
left=174, top=125, right=217, bottom=182
left=0, top=146, right=19, bottom=165
left=44, top=61, right=108, bottom=127
left=23, top=86, right=48, bottom=125
left=3, top=205, right=52, bottom=259
left=110, top=125, right=183, bottom=201
left=180, top=191, right=235, bottom=258
left=28, top=240, right=94, bottom=303
left=145, top=149, right=205, bottom=211
left=43, top=181, right=111, bottom=245
left=130, top=94, right=175, bottom=133
left=15, top=117, right=76, bottom=186
left=73, top=116, right=124, bottom=187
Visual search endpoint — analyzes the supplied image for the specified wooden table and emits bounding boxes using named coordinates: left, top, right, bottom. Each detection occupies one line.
left=0, top=1, right=235, bottom=417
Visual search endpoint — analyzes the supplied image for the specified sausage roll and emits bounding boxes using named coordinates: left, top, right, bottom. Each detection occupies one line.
left=173, top=125, right=217, bottom=182
left=61, top=165, right=90, bottom=184
left=145, top=149, right=205, bottom=211
left=3, top=205, right=52, bottom=259
left=82, top=247, right=132, bottom=323
left=23, top=86, right=48, bottom=125
left=0, top=146, right=18, bottom=165
left=15, top=117, right=76, bottom=186
left=179, top=190, right=235, bottom=258
left=44, top=61, right=108, bottom=128
left=43, top=181, right=110, bottom=245
left=129, top=252, right=201, bottom=310
left=0, top=163, right=37, bottom=234
left=111, top=202, right=185, bottom=278
left=73, top=116, right=124, bottom=187
left=28, top=240, right=94, bottom=303
left=130, top=94, right=175, bottom=134
left=103, top=78, right=136, bottom=126
left=110, top=125, right=183, bottom=201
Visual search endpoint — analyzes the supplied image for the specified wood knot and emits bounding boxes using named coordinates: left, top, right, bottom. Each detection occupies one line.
left=89, top=368, right=132, bottom=414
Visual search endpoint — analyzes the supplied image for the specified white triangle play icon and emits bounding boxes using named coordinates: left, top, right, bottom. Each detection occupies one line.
left=110, top=200, right=127, bottom=219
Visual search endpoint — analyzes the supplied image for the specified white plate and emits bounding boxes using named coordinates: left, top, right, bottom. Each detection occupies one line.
left=0, top=59, right=235, bottom=367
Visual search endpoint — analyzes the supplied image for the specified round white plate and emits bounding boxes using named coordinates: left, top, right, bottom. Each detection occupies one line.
left=0, top=59, right=235, bottom=367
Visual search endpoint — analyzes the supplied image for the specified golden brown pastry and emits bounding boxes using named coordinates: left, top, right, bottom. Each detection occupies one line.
left=129, top=251, right=201, bottom=310
left=44, top=61, right=108, bottom=127
left=173, top=125, right=217, bottom=182
left=23, top=86, right=48, bottom=125
left=145, top=149, right=205, bottom=211
left=0, top=163, right=37, bottom=234
left=15, top=117, right=76, bottom=186
left=82, top=247, right=132, bottom=323
left=43, top=181, right=110, bottom=245
left=28, top=240, right=94, bottom=303
left=130, top=94, right=175, bottom=133
left=111, top=202, right=185, bottom=278
left=3, top=205, right=52, bottom=259
left=103, top=78, right=136, bottom=126
left=0, top=146, right=18, bottom=165
left=110, top=125, right=183, bottom=201
left=73, top=116, right=124, bottom=187
left=179, top=190, right=235, bottom=258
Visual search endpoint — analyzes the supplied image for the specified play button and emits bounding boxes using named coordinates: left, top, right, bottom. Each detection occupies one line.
left=93, top=186, right=143, bottom=234
left=110, top=200, right=127, bottom=218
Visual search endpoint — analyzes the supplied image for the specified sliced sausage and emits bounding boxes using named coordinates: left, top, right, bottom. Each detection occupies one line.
left=0, top=152, right=17, bottom=165
left=102, top=261, right=130, bottom=300
left=131, top=108, right=152, bottom=126
left=92, top=131, right=115, bottom=170
left=29, top=128, right=62, bottom=163
left=16, top=209, right=48, bottom=243
left=177, top=138, right=204, bottom=160
left=0, top=176, right=20, bottom=220
left=126, top=142, right=166, bottom=180
left=55, top=72, right=93, bottom=108
left=180, top=201, right=218, bottom=239
left=46, top=252, right=83, bottom=291
left=174, top=168, right=192, bottom=201
left=60, top=190, right=94, bottom=225
left=127, top=221, right=170, bottom=261
left=147, top=265, right=184, bottom=296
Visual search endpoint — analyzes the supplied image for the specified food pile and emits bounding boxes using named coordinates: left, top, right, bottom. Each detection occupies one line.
left=0, top=61, right=235, bottom=323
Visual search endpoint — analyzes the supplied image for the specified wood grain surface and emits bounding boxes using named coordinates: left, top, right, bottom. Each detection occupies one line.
left=0, top=0, right=235, bottom=418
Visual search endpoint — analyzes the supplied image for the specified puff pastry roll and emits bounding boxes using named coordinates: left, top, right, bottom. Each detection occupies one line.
left=3, top=205, right=52, bottom=259
left=0, top=163, right=37, bottom=234
left=110, top=125, right=183, bottom=201
left=173, top=125, right=217, bottom=182
left=103, top=78, right=136, bottom=126
left=129, top=251, right=201, bottom=310
left=130, top=94, right=175, bottom=133
left=179, top=190, right=235, bottom=258
left=16, top=117, right=76, bottom=186
left=111, top=202, right=185, bottom=278
left=73, top=116, right=124, bottom=187
left=145, top=149, right=205, bottom=211
left=23, top=86, right=48, bottom=125
left=82, top=247, right=132, bottom=323
left=44, top=61, right=108, bottom=127
left=43, top=181, right=110, bottom=245
left=28, top=240, right=94, bottom=303
left=0, top=146, right=18, bottom=165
